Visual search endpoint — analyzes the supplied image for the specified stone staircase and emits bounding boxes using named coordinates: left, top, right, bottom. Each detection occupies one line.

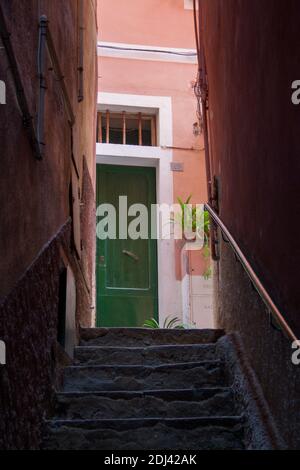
left=42, top=328, right=246, bottom=450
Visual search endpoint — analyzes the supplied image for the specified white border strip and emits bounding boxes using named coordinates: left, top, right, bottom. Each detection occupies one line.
left=184, top=0, right=198, bottom=10
left=98, top=41, right=197, bottom=64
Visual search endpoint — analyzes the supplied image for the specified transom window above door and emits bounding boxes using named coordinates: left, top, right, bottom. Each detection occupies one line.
left=97, top=111, right=157, bottom=146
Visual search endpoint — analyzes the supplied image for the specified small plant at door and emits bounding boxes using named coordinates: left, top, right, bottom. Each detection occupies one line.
left=143, top=315, right=195, bottom=329
left=170, top=195, right=210, bottom=242
left=171, top=195, right=212, bottom=279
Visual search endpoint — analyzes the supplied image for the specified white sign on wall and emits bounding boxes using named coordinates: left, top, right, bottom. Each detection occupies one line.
left=0, top=340, right=6, bottom=365
left=0, top=80, right=6, bottom=104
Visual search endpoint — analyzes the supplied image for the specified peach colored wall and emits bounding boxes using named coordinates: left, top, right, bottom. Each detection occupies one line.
left=98, top=0, right=196, bottom=48
left=98, top=57, right=206, bottom=204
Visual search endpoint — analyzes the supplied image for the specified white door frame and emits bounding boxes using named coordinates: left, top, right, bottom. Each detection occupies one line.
left=96, top=92, right=181, bottom=326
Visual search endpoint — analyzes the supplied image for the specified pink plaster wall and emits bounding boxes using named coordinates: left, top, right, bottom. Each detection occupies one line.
left=98, top=0, right=196, bottom=48
left=98, top=57, right=206, bottom=203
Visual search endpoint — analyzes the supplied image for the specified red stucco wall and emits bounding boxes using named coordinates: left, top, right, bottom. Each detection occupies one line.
left=201, top=0, right=300, bottom=335
left=200, top=0, right=300, bottom=447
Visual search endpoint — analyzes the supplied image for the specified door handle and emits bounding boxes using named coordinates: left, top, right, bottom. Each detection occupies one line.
left=122, top=250, right=139, bottom=262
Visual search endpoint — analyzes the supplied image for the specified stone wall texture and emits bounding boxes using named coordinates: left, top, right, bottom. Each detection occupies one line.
left=0, top=221, right=91, bottom=449
left=214, top=240, right=300, bottom=449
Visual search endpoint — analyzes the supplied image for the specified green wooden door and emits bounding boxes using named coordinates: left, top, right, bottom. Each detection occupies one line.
left=96, top=164, right=158, bottom=327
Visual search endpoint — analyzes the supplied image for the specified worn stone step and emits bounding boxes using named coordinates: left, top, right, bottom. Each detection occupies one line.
left=80, top=328, right=225, bottom=347
left=74, top=344, right=217, bottom=366
left=55, top=387, right=235, bottom=420
left=63, top=361, right=226, bottom=392
left=43, top=416, right=245, bottom=450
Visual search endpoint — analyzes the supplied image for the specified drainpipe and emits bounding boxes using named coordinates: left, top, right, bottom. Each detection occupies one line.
left=194, top=0, right=219, bottom=260
left=0, top=5, right=42, bottom=159
left=200, top=59, right=212, bottom=206
left=196, top=0, right=212, bottom=205
left=37, top=15, right=48, bottom=159
left=78, top=0, right=84, bottom=102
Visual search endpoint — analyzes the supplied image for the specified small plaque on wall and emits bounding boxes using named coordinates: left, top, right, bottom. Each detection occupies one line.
left=170, top=162, right=184, bottom=172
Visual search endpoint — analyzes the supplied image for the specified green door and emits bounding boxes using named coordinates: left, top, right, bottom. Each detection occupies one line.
left=96, top=164, right=158, bottom=327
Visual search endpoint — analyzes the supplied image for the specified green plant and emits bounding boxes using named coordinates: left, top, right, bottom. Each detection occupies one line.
left=143, top=315, right=195, bottom=329
left=143, top=318, right=160, bottom=328
left=170, top=195, right=212, bottom=280
left=202, top=209, right=210, bottom=247
left=171, top=195, right=210, bottom=245
left=203, top=266, right=212, bottom=281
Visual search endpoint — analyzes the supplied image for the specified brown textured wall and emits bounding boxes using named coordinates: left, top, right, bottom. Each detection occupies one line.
left=0, top=0, right=97, bottom=300
left=201, top=0, right=300, bottom=335
left=0, top=0, right=97, bottom=449
left=200, top=0, right=300, bottom=448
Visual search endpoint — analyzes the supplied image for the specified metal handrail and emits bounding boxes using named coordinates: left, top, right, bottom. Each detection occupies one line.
left=205, top=203, right=297, bottom=342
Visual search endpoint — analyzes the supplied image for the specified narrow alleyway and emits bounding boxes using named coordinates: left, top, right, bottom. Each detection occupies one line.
left=1, top=0, right=300, bottom=455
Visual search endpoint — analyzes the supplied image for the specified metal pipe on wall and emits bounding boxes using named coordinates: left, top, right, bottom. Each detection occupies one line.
left=0, top=5, right=42, bottom=159
left=37, top=15, right=48, bottom=159
left=78, top=0, right=84, bottom=102
left=193, top=0, right=219, bottom=260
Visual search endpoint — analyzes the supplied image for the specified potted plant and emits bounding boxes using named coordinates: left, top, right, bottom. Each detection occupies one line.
left=143, top=315, right=196, bottom=329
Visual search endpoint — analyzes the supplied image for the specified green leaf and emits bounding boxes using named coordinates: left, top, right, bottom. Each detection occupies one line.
left=186, top=194, right=192, bottom=204
left=177, top=197, right=185, bottom=212
left=143, top=318, right=160, bottom=329
left=203, top=266, right=212, bottom=280
left=163, top=315, right=181, bottom=329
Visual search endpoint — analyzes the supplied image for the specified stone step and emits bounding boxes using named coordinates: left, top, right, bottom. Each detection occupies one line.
left=74, top=344, right=217, bottom=366
left=43, top=416, right=245, bottom=450
left=55, top=387, right=235, bottom=420
left=80, top=328, right=225, bottom=347
left=63, top=361, right=226, bottom=392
